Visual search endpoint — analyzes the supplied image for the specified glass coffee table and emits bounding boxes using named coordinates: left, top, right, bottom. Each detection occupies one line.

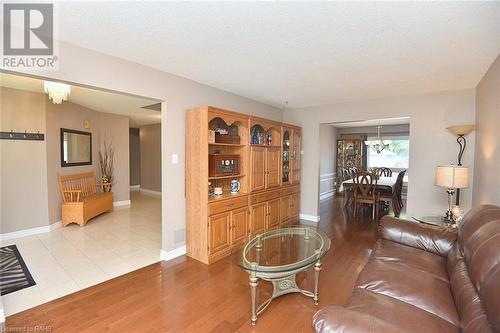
left=232, top=227, right=331, bottom=325
left=412, top=215, right=458, bottom=229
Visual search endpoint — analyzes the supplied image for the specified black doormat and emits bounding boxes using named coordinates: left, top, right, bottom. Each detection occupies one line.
left=0, top=245, right=36, bottom=296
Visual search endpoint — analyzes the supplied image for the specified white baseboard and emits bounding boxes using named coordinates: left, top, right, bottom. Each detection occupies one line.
left=300, top=214, right=321, bottom=223
left=113, top=200, right=131, bottom=207
left=0, top=225, right=51, bottom=241
left=0, top=220, right=63, bottom=242
left=140, top=188, right=162, bottom=198
left=160, top=246, right=187, bottom=261
left=130, top=185, right=141, bottom=191
left=320, top=191, right=335, bottom=201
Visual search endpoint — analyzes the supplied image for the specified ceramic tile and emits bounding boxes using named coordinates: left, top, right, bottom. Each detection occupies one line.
left=2, top=192, right=161, bottom=316
left=2, top=286, right=45, bottom=316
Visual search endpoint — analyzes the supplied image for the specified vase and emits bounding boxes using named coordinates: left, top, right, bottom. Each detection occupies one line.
left=103, top=182, right=112, bottom=192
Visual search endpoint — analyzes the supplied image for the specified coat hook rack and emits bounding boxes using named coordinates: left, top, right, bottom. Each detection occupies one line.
left=0, top=130, right=45, bottom=141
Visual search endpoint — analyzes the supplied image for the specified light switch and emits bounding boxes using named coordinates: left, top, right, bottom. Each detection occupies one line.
left=301, top=150, right=304, bottom=155
left=171, top=154, right=178, bottom=164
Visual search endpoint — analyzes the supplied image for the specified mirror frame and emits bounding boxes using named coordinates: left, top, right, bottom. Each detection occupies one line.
left=60, top=128, right=92, bottom=167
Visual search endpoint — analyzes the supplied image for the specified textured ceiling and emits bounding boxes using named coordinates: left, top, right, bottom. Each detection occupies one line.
left=57, top=2, right=500, bottom=108
left=0, top=73, right=160, bottom=127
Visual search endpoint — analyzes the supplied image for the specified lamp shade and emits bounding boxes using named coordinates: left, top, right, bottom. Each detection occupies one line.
left=446, top=125, right=475, bottom=136
left=435, top=165, right=469, bottom=189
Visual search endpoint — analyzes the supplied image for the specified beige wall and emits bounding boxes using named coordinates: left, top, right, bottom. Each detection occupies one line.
left=319, top=125, right=337, bottom=199
left=46, top=99, right=130, bottom=224
left=16, top=41, right=282, bottom=251
left=284, top=89, right=476, bottom=219
left=473, top=55, right=500, bottom=206
left=139, top=123, right=161, bottom=192
left=0, top=87, right=130, bottom=230
left=129, top=128, right=141, bottom=186
left=0, top=87, right=50, bottom=233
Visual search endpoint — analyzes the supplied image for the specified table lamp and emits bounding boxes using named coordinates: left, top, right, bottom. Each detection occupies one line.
left=435, top=165, right=469, bottom=222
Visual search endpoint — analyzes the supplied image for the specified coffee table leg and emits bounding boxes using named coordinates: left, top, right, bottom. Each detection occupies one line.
left=249, top=271, right=258, bottom=325
left=313, top=258, right=322, bottom=305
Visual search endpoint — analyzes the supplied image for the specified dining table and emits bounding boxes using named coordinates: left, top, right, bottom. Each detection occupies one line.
left=338, top=175, right=408, bottom=215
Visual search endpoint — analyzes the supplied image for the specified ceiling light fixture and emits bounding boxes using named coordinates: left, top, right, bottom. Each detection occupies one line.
left=364, top=125, right=392, bottom=154
left=44, top=81, right=71, bottom=104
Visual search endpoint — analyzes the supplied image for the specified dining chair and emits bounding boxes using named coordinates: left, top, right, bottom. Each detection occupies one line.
left=341, top=168, right=354, bottom=207
left=353, top=172, right=379, bottom=220
left=348, top=167, right=358, bottom=179
left=379, top=169, right=406, bottom=217
left=375, top=167, right=393, bottom=177
left=394, top=170, right=407, bottom=213
left=341, top=168, right=350, bottom=180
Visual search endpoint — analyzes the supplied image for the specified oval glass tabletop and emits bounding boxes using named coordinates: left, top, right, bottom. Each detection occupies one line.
left=232, top=227, right=331, bottom=273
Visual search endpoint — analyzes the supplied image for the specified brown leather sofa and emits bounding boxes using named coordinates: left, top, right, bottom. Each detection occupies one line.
left=313, top=204, right=500, bottom=333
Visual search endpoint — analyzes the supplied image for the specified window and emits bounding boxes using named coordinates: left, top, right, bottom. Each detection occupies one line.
left=367, top=136, right=409, bottom=169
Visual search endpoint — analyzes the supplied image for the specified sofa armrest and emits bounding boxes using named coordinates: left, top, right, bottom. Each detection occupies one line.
left=312, top=306, right=401, bottom=333
left=379, top=216, right=457, bottom=257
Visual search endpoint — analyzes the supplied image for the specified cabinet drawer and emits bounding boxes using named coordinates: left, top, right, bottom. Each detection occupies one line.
left=249, top=189, right=280, bottom=205
left=208, top=196, right=248, bottom=216
left=281, top=185, right=300, bottom=196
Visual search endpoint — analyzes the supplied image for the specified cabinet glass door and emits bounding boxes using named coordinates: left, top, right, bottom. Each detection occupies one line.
left=282, top=130, right=291, bottom=184
left=292, top=129, right=301, bottom=184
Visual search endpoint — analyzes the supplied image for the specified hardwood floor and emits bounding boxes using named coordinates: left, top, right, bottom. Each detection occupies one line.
left=5, top=196, right=380, bottom=333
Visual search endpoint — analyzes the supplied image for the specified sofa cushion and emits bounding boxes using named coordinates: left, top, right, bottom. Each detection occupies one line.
left=379, top=216, right=457, bottom=257
left=355, top=260, right=459, bottom=325
left=312, top=306, right=403, bottom=333
left=458, top=205, right=500, bottom=254
left=463, top=220, right=500, bottom=332
left=346, top=289, right=459, bottom=333
left=372, top=239, right=449, bottom=282
left=447, top=246, right=494, bottom=333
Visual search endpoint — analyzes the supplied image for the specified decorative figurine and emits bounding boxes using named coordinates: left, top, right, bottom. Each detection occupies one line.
left=230, top=179, right=241, bottom=194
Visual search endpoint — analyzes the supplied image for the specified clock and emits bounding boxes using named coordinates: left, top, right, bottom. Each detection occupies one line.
left=209, top=154, right=240, bottom=177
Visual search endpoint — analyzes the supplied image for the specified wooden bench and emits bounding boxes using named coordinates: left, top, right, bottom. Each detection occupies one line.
left=58, top=172, right=113, bottom=226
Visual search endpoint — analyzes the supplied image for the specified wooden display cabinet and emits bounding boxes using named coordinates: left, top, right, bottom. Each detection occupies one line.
left=281, top=125, right=301, bottom=186
left=292, top=128, right=302, bottom=184
left=186, top=106, right=301, bottom=264
left=281, top=126, right=293, bottom=185
left=249, top=117, right=281, bottom=192
left=336, top=137, right=366, bottom=192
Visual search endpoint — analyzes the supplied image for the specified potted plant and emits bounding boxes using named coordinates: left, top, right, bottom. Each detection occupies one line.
left=99, top=141, right=114, bottom=192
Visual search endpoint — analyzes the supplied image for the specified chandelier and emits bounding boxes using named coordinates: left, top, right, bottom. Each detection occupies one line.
left=44, top=81, right=71, bottom=104
left=364, top=126, right=392, bottom=154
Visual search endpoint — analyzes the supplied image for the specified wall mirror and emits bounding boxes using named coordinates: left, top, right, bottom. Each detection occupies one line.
left=61, top=128, right=92, bottom=167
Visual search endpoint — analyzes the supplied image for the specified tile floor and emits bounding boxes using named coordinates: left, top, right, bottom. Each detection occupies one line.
left=1, top=191, right=161, bottom=316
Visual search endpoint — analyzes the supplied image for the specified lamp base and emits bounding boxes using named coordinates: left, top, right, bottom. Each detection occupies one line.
left=443, top=210, right=454, bottom=223
left=444, top=188, right=456, bottom=223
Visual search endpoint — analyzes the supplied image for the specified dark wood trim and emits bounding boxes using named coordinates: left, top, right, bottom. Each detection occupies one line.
left=60, top=128, right=92, bottom=167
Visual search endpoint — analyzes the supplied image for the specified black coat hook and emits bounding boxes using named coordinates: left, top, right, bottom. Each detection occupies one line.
left=0, top=130, right=45, bottom=141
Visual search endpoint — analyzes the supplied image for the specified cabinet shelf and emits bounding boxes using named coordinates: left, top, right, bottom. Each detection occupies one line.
left=208, top=174, right=246, bottom=180
left=250, top=144, right=280, bottom=147
left=209, top=143, right=245, bottom=147
left=208, top=192, right=247, bottom=202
